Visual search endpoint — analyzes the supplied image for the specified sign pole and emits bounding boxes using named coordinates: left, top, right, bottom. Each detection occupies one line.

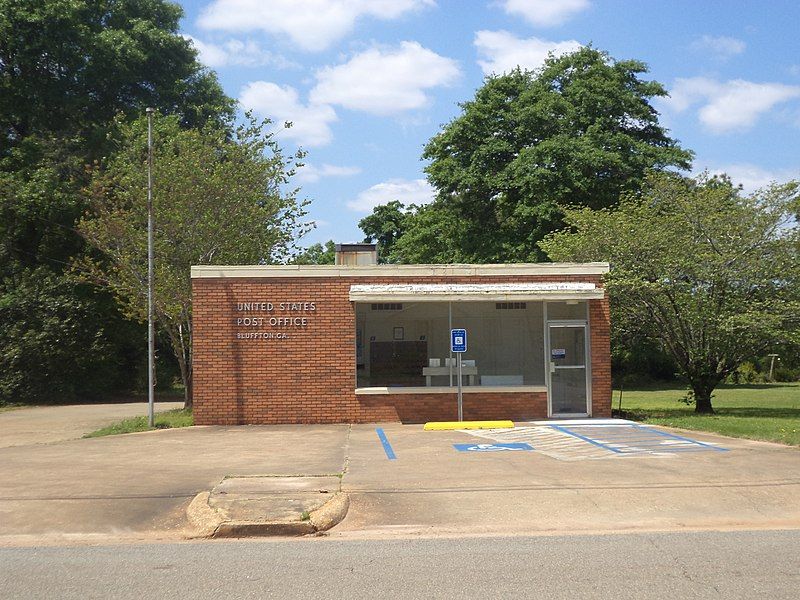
left=457, top=352, right=463, bottom=422
left=451, top=328, right=466, bottom=422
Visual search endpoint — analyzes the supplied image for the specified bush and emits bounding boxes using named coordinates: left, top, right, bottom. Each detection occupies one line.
left=727, top=361, right=767, bottom=384
left=0, top=268, right=140, bottom=405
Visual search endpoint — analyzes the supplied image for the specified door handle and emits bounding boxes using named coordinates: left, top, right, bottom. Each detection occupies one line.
left=549, top=362, right=556, bottom=373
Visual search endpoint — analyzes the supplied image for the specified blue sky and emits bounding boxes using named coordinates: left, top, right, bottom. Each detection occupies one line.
left=177, top=0, right=800, bottom=247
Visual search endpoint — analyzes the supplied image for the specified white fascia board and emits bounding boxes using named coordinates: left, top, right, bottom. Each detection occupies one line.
left=191, top=262, right=610, bottom=278
left=350, top=291, right=604, bottom=302
left=348, top=282, right=605, bottom=301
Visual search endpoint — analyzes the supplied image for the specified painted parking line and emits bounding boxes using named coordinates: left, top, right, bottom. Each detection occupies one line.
left=463, top=424, right=726, bottom=461
left=375, top=428, right=397, bottom=460
left=551, top=425, right=728, bottom=456
left=549, top=424, right=623, bottom=453
left=463, top=426, right=613, bottom=461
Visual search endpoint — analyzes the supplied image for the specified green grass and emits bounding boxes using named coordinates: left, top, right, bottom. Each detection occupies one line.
left=84, top=408, right=193, bottom=438
left=616, top=383, right=800, bottom=446
left=0, top=404, right=30, bottom=413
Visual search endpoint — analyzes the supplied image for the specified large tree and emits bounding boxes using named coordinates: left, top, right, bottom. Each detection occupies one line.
left=77, top=115, right=309, bottom=407
left=358, top=201, right=409, bottom=262
left=0, top=0, right=232, bottom=156
left=0, top=0, right=233, bottom=403
left=378, top=47, right=693, bottom=264
left=540, top=172, right=800, bottom=413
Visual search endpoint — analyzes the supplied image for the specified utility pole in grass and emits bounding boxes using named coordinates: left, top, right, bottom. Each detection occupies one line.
left=146, top=107, right=155, bottom=429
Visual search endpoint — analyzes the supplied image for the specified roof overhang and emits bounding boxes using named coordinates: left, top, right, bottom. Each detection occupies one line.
left=191, top=262, right=609, bottom=278
left=348, top=282, right=604, bottom=302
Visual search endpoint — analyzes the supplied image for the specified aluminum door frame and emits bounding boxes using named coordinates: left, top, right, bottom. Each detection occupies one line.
left=544, top=314, right=592, bottom=418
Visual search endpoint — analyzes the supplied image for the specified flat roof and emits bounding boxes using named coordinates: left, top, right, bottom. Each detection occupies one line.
left=190, top=262, right=609, bottom=278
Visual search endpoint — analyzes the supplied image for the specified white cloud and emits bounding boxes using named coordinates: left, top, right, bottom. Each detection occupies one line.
left=701, top=163, right=798, bottom=194
left=501, top=0, right=590, bottom=27
left=296, top=163, right=362, bottom=184
left=239, top=82, right=337, bottom=147
left=197, top=0, right=434, bottom=52
left=310, top=42, right=460, bottom=115
left=183, top=35, right=297, bottom=69
left=666, top=77, right=800, bottom=133
left=689, top=35, right=746, bottom=61
left=347, top=178, right=434, bottom=212
left=474, top=30, right=581, bottom=75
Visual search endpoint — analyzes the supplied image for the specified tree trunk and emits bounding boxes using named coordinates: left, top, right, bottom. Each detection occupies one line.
left=177, top=352, right=192, bottom=410
left=692, top=379, right=716, bottom=414
left=162, top=318, right=193, bottom=410
left=183, top=369, right=193, bottom=410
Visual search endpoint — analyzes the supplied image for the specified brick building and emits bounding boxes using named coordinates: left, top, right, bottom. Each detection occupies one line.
left=191, top=255, right=610, bottom=425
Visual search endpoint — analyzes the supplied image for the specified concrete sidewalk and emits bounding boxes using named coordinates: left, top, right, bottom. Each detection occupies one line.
left=0, top=402, right=183, bottom=448
left=0, top=425, right=349, bottom=545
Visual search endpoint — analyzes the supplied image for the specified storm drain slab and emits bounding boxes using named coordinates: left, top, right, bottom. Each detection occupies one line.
left=463, top=424, right=727, bottom=461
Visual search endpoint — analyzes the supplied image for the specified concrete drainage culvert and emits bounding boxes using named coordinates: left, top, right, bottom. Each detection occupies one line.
left=186, top=475, right=349, bottom=538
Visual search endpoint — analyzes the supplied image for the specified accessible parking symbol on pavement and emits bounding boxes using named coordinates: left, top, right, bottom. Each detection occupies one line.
left=453, top=442, right=534, bottom=453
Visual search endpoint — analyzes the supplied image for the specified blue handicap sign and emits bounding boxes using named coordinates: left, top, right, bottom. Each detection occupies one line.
left=453, top=442, right=533, bottom=452
left=451, top=328, right=467, bottom=353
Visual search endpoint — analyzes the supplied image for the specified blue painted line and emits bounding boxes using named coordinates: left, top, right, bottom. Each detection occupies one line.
left=549, top=425, right=623, bottom=453
left=634, top=425, right=728, bottom=451
left=375, top=428, right=397, bottom=460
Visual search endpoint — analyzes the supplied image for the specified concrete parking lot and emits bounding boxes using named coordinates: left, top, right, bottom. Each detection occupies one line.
left=1, top=406, right=799, bottom=545
left=337, top=422, right=800, bottom=538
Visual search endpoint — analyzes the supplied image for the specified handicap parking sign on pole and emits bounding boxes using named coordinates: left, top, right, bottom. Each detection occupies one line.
left=451, top=329, right=467, bottom=421
left=451, top=329, right=467, bottom=353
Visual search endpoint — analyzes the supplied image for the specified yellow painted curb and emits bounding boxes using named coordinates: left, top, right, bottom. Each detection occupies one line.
left=423, top=420, right=514, bottom=431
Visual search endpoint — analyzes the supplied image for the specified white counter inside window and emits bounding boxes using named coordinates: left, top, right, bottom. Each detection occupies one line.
left=355, top=386, right=548, bottom=395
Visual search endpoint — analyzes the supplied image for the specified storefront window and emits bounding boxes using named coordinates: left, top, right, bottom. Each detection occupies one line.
left=546, top=301, right=588, bottom=320
left=355, top=301, right=546, bottom=388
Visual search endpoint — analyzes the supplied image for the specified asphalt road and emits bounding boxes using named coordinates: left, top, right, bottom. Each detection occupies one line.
left=2, top=529, right=798, bottom=599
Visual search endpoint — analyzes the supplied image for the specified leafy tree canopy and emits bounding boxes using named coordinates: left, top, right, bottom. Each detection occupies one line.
left=540, top=172, right=800, bottom=413
left=293, top=240, right=336, bottom=265
left=0, top=0, right=233, bottom=157
left=0, top=0, right=235, bottom=403
left=77, top=114, right=310, bottom=406
left=358, top=200, right=410, bottom=262
left=371, top=47, right=693, bottom=264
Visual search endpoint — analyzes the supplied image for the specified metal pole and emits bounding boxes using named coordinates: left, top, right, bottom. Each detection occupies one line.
left=448, top=302, right=453, bottom=387
left=768, top=354, right=779, bottom=381
left=457, top=352, right=463, bottom=422
left=146, top=108, right=155, bottom=428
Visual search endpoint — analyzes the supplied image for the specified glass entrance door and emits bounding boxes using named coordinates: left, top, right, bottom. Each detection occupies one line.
left=548, top=324, right=589, bottom=416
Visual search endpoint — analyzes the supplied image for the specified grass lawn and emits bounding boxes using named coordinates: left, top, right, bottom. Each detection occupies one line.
left=616, top=383, right=800, bottom=446
left=84, top=408, right=193, bottom=438
left=0, top=405, right=29, bottom=413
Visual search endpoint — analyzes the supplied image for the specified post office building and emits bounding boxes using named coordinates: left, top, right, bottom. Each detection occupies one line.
left=191, top=252, right=610, bottom=425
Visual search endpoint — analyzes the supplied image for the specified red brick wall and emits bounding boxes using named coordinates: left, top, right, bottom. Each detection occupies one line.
left=192, top=274, right=610, bottom=424
left=357, top=392, right=548, bottom=423
left=589, top=298, right=612, bottom=417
